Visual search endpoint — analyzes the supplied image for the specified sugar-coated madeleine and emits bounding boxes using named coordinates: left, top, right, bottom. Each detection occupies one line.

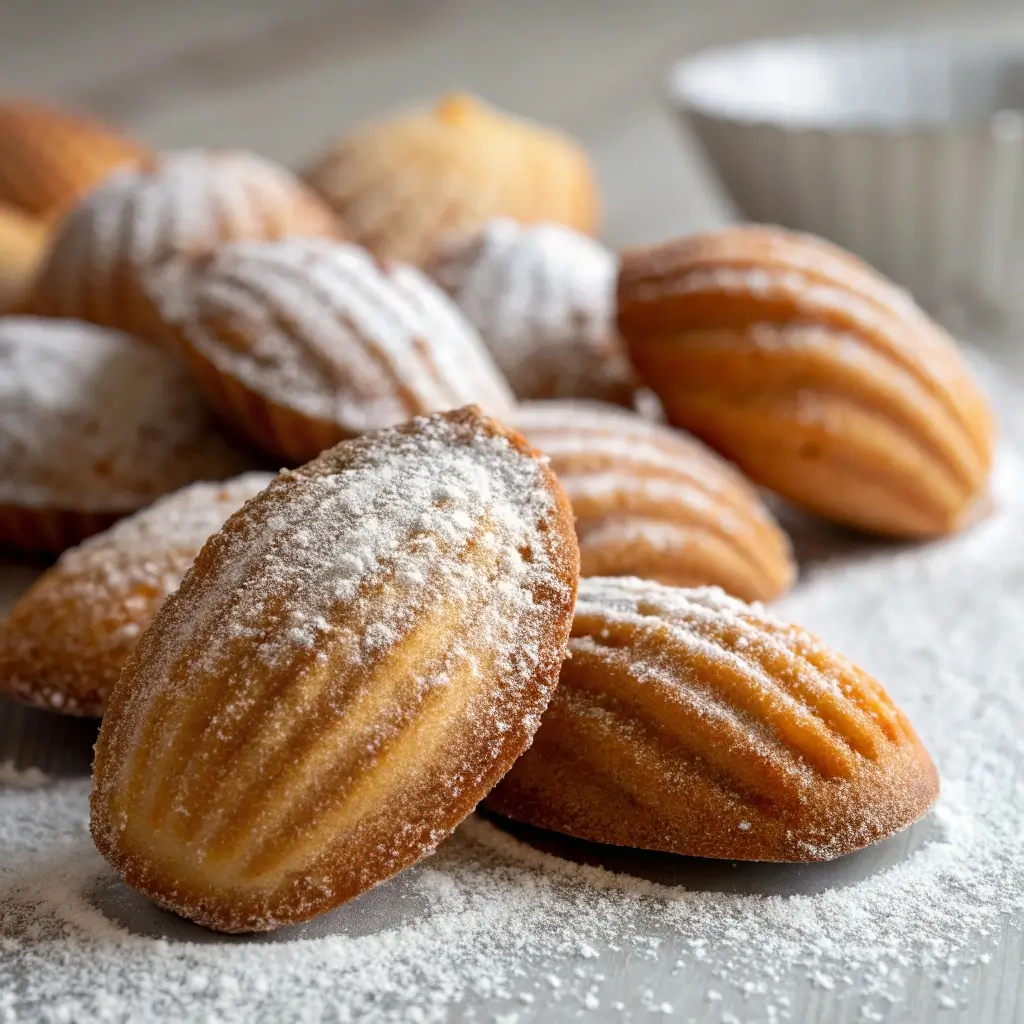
left=154, top=237, right=517, bottom=462
left=0, top=473, right=272, bottom=716
left=0, top=201, right=48, bottom=313
left=425, top=219, right=636, bottom=404
left=487, top=577, right=939, bottom=861
left=91, top=407, right=579, bottom=932
left=517, top=401, right=794, bottom=601
left=30, top=150, right=342, bottom=345
left=0, top=99, right=150, bottom=218
left=617, top=225, right=995, bottom=538
left=0, top=317, right=253, bottom=554
left=302, top=94, right=599, bottom=266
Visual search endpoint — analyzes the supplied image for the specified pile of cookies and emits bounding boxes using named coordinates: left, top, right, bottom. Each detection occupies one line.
left=0, top=95, right=992, bottom=933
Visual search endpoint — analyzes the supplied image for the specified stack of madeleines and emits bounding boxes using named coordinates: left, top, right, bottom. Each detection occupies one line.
left=0, top=94, right=992, bottom=933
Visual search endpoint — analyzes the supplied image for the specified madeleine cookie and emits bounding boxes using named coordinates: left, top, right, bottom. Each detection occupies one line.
left=302, top=94, right=599, bottom=266
left=517, top=401, right=794, bottom=601
left=91, top=407, right=579, bottom=932
left=425, top=219, right=636, bottom=404
left=0, top=317, right=253, bottom=553
left=0, top=99, right=150, bottom=218
left=0, top=201, right=48, bottom=313
left=155, top=238, right=517, bottom=462
left=0, top=473, right=272, bottom=716
left=30, top=150, right=342, bottom=345
left=617, top=225, right=995, bottom=538
left=487, top=577, right=939, bottom=861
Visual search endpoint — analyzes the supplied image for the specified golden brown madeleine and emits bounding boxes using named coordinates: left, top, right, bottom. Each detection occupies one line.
left=302, top=93, right=599, bottom=266
left=487, top=577, right=939, bottom=861
left=30, top=150, right=342, bottom=344
left=91, top=407, right=579, bottom=932
left=425, top=219, right=637, bottom=404
left=517, top=401, right=795, bottom=601
left=617, top=225, right=995, bottom=538
left=0, top=201, right=48, bottom=313
left=0, top=473, right=272, bottom=716
left=0, top=317, right=253, bottom=554
left=0, top=99, right=150, bottom=218
left=154, top=237, right=518, bottom=463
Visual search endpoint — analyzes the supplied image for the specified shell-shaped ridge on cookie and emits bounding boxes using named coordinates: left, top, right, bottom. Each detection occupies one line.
left=302, top=94, right=600, bottom=266
left=90, top=406, right=579, bottom=932
left=424, top=219, right=636, bottom=404
left=29, top=149, right=342, bottom=345
left=515, top=399, right=795, bottom=601
left=486, top=576, right=939, bottom=862
left=151, top=236, right=518, bottom=462
left=617, top=225, right=995, bottom=538
left=0, top=472, right=273, bottom=715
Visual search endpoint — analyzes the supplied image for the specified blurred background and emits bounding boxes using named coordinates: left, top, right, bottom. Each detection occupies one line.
left=4, top=0, right=1023, bottom=250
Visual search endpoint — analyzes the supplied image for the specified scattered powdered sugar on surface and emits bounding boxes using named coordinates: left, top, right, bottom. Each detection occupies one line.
left=0, top=317, right=251, bottom=511
left=0, top=761, right=49, bottom=790
left=1, top=361, right=1023, bottom=1020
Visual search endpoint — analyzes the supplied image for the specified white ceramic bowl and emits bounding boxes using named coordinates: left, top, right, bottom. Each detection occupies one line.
left=668, top=34, right=1024, bottom=327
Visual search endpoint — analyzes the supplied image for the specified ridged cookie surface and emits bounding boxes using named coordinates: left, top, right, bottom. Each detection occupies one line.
left=425, top=219, right=635, bottom=404
left=156, top=238, right=517, bottom=461
left=517, top=401, right=794, bottom=601
left=486, top=576, right=938, bottom=861
left=618, top=225, right=994, bottom=538
left=30, top=150, right=341, bottom=344
left=91, top=407, right=579, bottom=932
left=303, top=94, right=598, bottom=266
left=0, top=317, right=252, bottom=553
left=0, top=473, right=272, bottom=716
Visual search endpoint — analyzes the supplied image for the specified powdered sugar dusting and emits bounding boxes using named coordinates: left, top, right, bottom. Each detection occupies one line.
left=2, top=359, right=1022, bottom=1021
left=0, top=473, right=273, bottom=716
left=426, top=219, right=635, bottom=404
left=45, top=149, right=337, bottom=276
left=0, top=317, right=252, bottom=511
left=156, top=238, right=516, bottom=432
left=125, top=409, right=565, bottom=697
left=62, top=473, right=275, bottom=578
left=88, top=408, right=575, bottom=932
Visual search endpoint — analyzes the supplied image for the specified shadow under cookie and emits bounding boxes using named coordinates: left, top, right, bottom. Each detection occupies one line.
left=87, top=863, right=439, bottom=945
left=476, top=807, right=945, bottom=898
left=0, top=698, right=99, bottom=777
